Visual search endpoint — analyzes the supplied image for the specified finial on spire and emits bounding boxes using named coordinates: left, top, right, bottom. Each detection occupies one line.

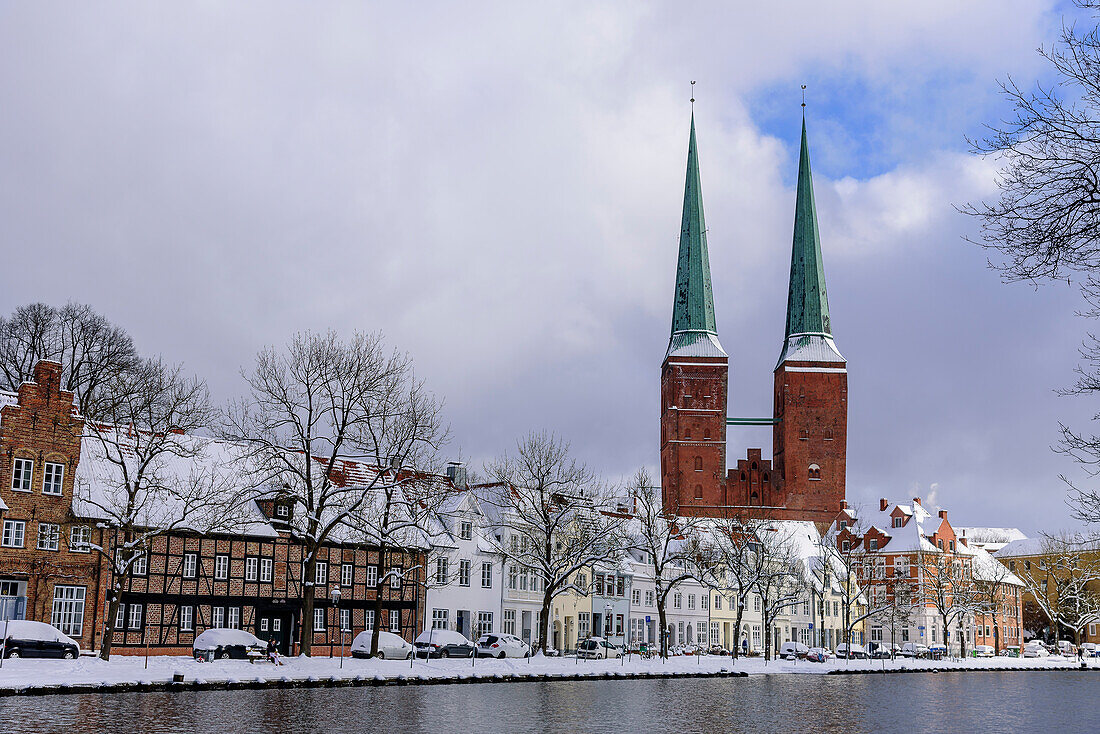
left=690, top=80, right=696, bottom=110
left=801, top=84, right=806, bottom=109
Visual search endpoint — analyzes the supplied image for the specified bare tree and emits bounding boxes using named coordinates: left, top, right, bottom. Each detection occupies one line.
left=224, top=331, right=447, bottom=656
left=1011, top=534, right=1100, bottom=646
left=921, top=548, right=981, bottom=657
left=484, top=432, right=628, bottom=654
left=697, top=514, right=768, bottom=660
left=752, top=523, right=808, bottom=661
left=75, top=359, right=245, bottom=660
left=629, top=469, right=704, bottom=658
left=973, top=546, right=1021, bottom=653
left=825, top=510, right=893, bottom=657
left=0, top=302, right=139, bottom=418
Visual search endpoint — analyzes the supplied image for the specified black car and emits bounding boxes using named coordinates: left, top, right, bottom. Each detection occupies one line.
left=192, top=628, right=266, bottom=661
left=2, top=620, right=80, bottom=659
left=413, top=630, right=476, bottom=658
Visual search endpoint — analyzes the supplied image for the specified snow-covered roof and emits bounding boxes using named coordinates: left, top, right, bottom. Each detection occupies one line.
left=969, top=543, right=1024, bottom=587
left=776, top=333, right=845, bottom=366
left=994, top=538, right=1050, bottom=558
left=665, top=331, right=727, bottom=360
left=956, top=527, right=1027, bottom=552
left=854, top=499, right=946, bottom=555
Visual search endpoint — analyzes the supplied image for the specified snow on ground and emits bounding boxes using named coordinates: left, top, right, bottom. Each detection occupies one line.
left=0, top=653, right=1092, bottom=691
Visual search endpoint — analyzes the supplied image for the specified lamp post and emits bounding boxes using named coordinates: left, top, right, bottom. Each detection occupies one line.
left=605, top=602, right=613, bottom=664
left=331, top=587, right=343, bottom=669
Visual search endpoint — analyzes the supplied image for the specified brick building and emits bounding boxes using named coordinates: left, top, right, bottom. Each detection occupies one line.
left=0, top=360, right=429, bottom=655
left=660, top=115, right=847, bottom=523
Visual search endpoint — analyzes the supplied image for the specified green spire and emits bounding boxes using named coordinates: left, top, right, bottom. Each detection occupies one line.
left=784, top=117, right=832, bottom=338
left=670, top=114, right=717, bottom=336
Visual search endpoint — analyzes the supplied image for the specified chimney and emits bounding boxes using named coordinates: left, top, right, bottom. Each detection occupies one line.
left=446, top=462, right=467, bottom=490
left=879, top=498, right=889, bottom=511
left=938, top=509, right=947, bottom=519
left=840, top=500, right=848, bottom=510
left=912, top=497, right=921, bottom=506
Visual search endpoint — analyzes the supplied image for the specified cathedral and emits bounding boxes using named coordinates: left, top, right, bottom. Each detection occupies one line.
left=659, top=112, right=847, bottom=523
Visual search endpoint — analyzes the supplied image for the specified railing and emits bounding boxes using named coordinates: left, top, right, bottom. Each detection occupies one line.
left=0, top=596, right=26, bottom=621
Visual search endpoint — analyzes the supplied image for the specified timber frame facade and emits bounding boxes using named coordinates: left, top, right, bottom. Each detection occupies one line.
left=0, top=360, right=427, bottom=656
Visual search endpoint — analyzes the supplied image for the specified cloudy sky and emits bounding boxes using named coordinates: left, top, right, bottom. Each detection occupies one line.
left=1, top=1, right=1095, bottom=534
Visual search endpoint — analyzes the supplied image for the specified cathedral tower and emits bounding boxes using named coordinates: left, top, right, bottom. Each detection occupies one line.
left=660, top=114, right=729, bottom=514
left=771, top=117, right=848, bottom=518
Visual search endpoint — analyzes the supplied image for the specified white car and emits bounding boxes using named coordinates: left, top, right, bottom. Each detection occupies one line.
left=577, top=637, right=623, bottom=659
left=835, top=643, right=868, bottom=659
left=350, top=630, right=412, bottom=660
left=898, top=642, right=929, bottom=658
left=779, top=641, right=809, bottom=660
left=476, top=633, right=530, bottom=659
left=1057, top=640, right=1077, bottom=657
left=1081, top=642, right=1100, bottom=658
left=193, top=628, right=266, bottom=661
left=1022, top=642, right=1050, bottom=658
left=971, top=644, right=994, bottom=658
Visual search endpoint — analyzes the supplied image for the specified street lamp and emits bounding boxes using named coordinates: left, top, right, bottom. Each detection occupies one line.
left=331, top=587, right=343, bottom=669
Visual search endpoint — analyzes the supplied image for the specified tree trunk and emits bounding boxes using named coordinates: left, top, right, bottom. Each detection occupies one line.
left=731, top=600, right=745, bottom=660
left=301, top=551, right=317, bottom=657
left=539, top=589, right=552, bottom=654
left=657, top=601, right=668, bottom=659
left=99, top=591, right=121, bottom=661
left=369, top=546, right=387, bottom=657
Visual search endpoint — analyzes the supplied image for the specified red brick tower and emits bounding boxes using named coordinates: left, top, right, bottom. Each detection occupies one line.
left=660, top=114, right=728, bottom=515
left=770, top=117, right=847, bottom=519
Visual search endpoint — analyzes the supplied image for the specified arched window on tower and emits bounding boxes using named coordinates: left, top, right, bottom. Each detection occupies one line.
left=799, top=429, right=809, bottom=441
left=750, top=491, right=759, bottom=505
left=694, top=484, right=703, bottom=499
left=808, top=464, right=821, bottom=481
left=762, top=473, right=769, bottom=483
left=740, top=471, right=747, bottom=482
left=824, top=428, right=834, bottom=441
left=694, top=456, right=703, bottom=471
left=751, top=462, right=757, bottom=471
left=684, top=429, right=692, bottom=439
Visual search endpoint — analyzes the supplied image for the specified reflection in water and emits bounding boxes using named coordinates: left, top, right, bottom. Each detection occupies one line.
left=2, top=671, right=1097, bottom=733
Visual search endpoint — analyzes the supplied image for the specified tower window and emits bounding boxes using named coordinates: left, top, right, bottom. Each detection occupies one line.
left=694, top=484, right=703, bottom=499
left=799, top=429, right=809, bottom=441
left=762, top=473, right=769, bottom=483
left=684, top=429, right=691, bottom=439
left=824, top=428, right=834, bottom=441
left=751, top=462, right=757, bottom=471
left=750, top=491, right=759, bottom=505
left=703, top=429, right=710, bottom=440
left=808, top=464, right=821, bottom=481
left=740, top=472, right=746, bottom=481
left=694, top=457, right=703, bottom=471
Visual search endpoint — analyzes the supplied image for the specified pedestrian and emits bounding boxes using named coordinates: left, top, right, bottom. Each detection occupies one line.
left=741, top=636, right=748, bottom=657
left=267, top=638, right=282, bottom=666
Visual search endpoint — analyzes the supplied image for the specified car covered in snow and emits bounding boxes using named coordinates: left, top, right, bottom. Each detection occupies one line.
left=192, top=628, right=266, bottom=661
left=350, top=630, right=412, bottom=660
left=867, top=642, right=900, bottom=659
left=834, top=643, right=868, bottom=659
left=1057, top=640, right=1077, bottom=657
left=576, top=637, right=623, bottom=659
left=779, top=641, right=809, bottom=660
left=898, top=642, right=930, bottom=658
left=413, top=629, right=475, bottom=659
left=1022, top=641, right=1050, bottom=658
left=970, top=644, right=994, bottom=658
left=476, top=633, right=530, bottom=659
left=805, top=647, right=831, bottom=663
left=927, top=644, right=947, bottom=659
left=1081, top=642, right=1100, bottom=658
left=1, top=620, right=80, bottom=659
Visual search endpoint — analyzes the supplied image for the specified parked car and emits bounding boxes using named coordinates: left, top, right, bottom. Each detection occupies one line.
left=193, top=628, right=265, bottom=661
left=1081, top=642, right=1100, bottom=658
left=1000, top=647, right=1021, bottom=657
left=413, top=629, right=475, bottom=659
left=350, top=630, right=412, bottom=660
left=1022, top=641, right=1050, bottom=658
left=577, top=637, right=623, bottom=659
left=1057, top=640, right=1077, bottom=657
left=971, top=644, right=994, bottom=658
left=898, top=642, right=930, bottom=658
left=476, top=633, right=530, bottom=659
left=707, top=645, right=729, bottom=656
left=927, top=644, right=947, bottom=659
left=805, top=647, right=831, bottom=663
left=867, top=642, right=899, bottom=659
left=1, top=620, right=80, bottom=659
left=835, top=643, right=868, bottom=659
left=779, top=641, right=809, bottom=660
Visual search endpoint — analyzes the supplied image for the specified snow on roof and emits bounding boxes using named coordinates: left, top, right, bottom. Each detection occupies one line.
left=776, top=333, right=845, bottom=366
left=956, top=527, right=1027, bottom=552
left=665, top=331, right=727, bottom=360
left=854, top=499, right=946, bottom=555
left=969, top=543, right=1024, bottom=586
left=994, top=538, right=1050, bottom=558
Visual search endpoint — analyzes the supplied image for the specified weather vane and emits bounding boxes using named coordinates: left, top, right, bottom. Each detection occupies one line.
left=801, top=84, right=807, bottom=109
left=691, top=80, right=696, bottom=109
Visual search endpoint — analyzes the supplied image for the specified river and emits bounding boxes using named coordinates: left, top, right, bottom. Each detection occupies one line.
left=1, top=670, right=1095, bottom=733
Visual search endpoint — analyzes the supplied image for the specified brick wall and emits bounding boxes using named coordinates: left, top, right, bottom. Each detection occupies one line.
left=659, top=356, right=728, bottom=514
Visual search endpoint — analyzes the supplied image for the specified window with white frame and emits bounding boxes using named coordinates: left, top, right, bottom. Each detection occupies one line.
left=390, top=567, right=401, bottom=589
left=507, top=565, right=518, bottom=590
left=42, top=462, right=64, bottom=495
left=51, top=585, right=85, bottom=636
left=578, top=612, right=590, bottom=639
left=435, top=558, right=449, bottom=585
left=503, top=609, right=516, bottom=634
left=871, top=626, right=883, bottom=642
left=182, top=552, right=197, bottom=578
left=673, top=593, right=682, bottom=609
left=37, top=522, right=59, bottom=551
left=687, top=594, right=695, bottom=610
left=432, top=609, right=448, bottom=630
left=679, top=621, right=686, bottom=644
left=364, top=609, right=374, bottom=632
left=711, top=621, right=720, bottom=645
left=245, top=557, right=258, bottom=581
left=340, top=608, right=350, bottom=631
left=645, top=590, right=654, bottom=607
left=753, top=595, right=761, bottom=612
left=390, top=609, right=400, bottom=633
left=228, top=607, right=240, bottom=629
left=803, top=600, right=810, bottom=616
left=342, top=563, right=353, bottom=587
left=617, top=577, right=625, bottom=597
left=459, top=559, right=471, bottom=587
left=115, top=604, right=125, bottom=630
left=477, top=611, right=493, bottom=638
left=314, top=607, right=326, bottom=631
left=481, top=562, right=493, bottom=588
left=460, top=521, right=472, bottom=541
left=274, top=504, right=289, bottom=519
left=212, top=607, right=224, bottom=628
left=632, top=589, right=641, bottom=605
left=2, top=520, right=25, bottom=548
left=314, top=561, right=328, bottom=586
left=365, top=565, right=378, bottom=588
left=69, top=525, right=90, bottom=552
left=128, top=603, right=143, bottom=630
left=215, top=555, right=229, bottom=581
left=260, top=558, right=273, bottom=582
left=180, top=605, right=194, bottom=632
left=132, top=551, right=147, bottom=576
left=11, top=458, right=32, bottom=492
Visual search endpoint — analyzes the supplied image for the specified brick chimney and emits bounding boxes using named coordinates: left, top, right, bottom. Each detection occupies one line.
left=879, top=498, right=889, bottom=511
left=840, top=499, right=848, bottom=510
left=912, top=497, right=921, bottom=506
left=938, top=509, right=947, bottom=519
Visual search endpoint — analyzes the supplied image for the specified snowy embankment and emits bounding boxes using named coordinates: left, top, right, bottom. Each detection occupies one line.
left=0, top=654, right=1093, bottom=696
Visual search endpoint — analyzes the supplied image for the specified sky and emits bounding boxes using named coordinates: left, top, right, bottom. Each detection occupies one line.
left=0, top=1, right=1096, bottom=535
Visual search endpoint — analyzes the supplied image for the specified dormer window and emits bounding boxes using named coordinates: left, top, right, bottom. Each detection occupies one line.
left=893, top=517, right=903, bottom=528
left=839, top=521, right=847, bottom=531
left=868, top=538, right=878, bottom=550
left=275, top=504, right=289, bottom=519
left=460, top=521, right=472, bottom=541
